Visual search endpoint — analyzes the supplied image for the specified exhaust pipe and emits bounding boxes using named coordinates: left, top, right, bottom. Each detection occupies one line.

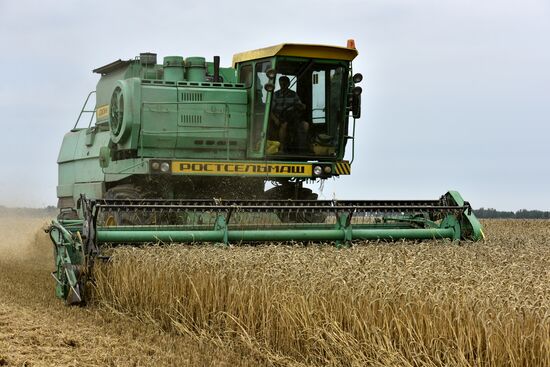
left=213, top=56, right=220, bottom=82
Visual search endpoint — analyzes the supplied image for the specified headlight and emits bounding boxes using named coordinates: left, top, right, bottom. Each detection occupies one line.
left=324, top=166, right=332, bottom=174
left=313, top=166, right=323, bottom=176
left=160, top=162, right=170, bottom=172
left=151, top=161, right=160, bottom=171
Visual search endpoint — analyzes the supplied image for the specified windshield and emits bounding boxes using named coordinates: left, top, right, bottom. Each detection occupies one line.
left=266, top=60, right=347, bottom=158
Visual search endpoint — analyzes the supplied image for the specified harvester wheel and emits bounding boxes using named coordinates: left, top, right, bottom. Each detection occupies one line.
left=104, top=184, right=182, bottom=225
left=265, top=186, right=327, bottom=224
left=264, top=185, right=317, bottom=200
left=104, top=184, right=146, bottom=225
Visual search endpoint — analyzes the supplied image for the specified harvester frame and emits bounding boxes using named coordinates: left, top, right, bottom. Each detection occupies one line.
left=48, top=41, right=484, bottom=305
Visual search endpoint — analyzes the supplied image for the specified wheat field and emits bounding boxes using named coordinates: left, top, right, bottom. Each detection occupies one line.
left=92, top=220, right=550, bottom=366
left=0, top=214, right=264, bottom=366
left=0, top=215, right=548, bottom=366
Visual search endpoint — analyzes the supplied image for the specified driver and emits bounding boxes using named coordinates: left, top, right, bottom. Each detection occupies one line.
left=270, top=76, right=308, bottom=152
left=272, top=76, right=304, bottom=117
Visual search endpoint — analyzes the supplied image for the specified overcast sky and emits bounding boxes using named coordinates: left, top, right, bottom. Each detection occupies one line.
left=0, top=0, right=549, bottom=210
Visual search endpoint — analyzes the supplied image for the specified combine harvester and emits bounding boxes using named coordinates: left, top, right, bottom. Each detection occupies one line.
left=48, top=41, right=484, bottom=304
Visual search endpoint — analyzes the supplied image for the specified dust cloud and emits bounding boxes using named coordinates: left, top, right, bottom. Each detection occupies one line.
left=0, top=211, right=53, bottom=263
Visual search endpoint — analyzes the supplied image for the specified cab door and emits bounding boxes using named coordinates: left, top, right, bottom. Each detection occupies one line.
left=240, top=60, right=272, bottom=158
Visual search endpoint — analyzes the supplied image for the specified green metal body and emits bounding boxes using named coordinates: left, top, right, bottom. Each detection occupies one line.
left=57, top=45, right=358, bottom=209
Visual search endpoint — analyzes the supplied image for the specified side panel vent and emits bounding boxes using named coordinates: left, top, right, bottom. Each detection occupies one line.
left=180, top=114, right=202, bottom=124
left=181, top=92, right=203, bottom=102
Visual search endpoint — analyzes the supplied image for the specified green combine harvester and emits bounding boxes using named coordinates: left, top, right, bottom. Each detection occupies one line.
left=48, top=41, right=484, bottom=304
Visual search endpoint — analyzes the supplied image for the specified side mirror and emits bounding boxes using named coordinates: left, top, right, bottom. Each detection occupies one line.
left=352, top=73, right=363, bottom=83
left=264, top=83, right=275, bottom=92
left=266, top=68, right=277, bottom=79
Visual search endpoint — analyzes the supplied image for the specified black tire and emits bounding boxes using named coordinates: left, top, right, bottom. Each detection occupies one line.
left=104, top=184, right=146, bottom=225
left=104, top=184, right=184, bottom=226
left=264, top=186, right=326, bottom=223
left=264, top=185, right=317, bottom=200
left=105, top=184, right=143, bottom=200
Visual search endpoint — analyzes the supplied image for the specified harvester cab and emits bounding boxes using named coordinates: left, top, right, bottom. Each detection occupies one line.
left=48, top=41, right=484, bottom=304
left=232, top=43, right=361, bottom=162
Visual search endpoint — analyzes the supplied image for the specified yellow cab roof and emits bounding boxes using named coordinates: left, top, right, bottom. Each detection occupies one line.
left=232, top=43, right=358, bottom=67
